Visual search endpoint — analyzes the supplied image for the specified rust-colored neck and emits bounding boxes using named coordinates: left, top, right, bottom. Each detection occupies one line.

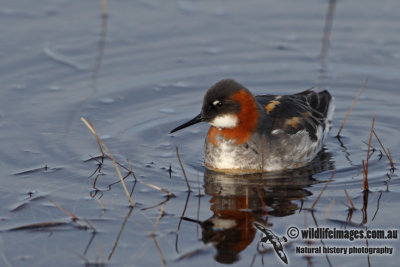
left=207, top=89, right=259, bottom=145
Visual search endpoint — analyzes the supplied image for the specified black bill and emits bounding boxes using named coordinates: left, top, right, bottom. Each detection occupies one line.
left=170, top=114, right=203, bottom=133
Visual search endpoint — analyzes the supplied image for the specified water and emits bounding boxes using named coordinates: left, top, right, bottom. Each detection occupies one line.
left=0, top=0, right=399, bottom=266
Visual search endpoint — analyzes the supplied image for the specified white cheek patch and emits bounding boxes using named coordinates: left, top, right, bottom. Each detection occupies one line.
left=210, top=114, right=238, bottom=129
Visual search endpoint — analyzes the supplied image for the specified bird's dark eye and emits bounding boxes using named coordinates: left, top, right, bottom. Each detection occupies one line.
left=213, top=100, right=223, bottom=107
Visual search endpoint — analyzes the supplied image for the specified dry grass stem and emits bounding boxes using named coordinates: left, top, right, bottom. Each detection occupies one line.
left=344, top=190, right=355, bottom=209
left=126, top=159, right=138, bottom=181
left=101, top=0, right=108, bottom=17
left=336, top=79, right=368, bottom=137
left=49, top=199, right=79, bottom=221
left=362, top=160, right=368, bottom=191
left=139, top=180, right=174, bottom=197
left=116, top=159, right=172, bottom=196
left=176, top=147, right=192, bottom=192
left=387, top=148, right=394, bottom=172
left=82, top=219, right=97, bottom=233
left=83, top=121, right=105, bottom=158
left=81, top=117, right=135, bottom=207
left=311, top=171, right=336, bottom=210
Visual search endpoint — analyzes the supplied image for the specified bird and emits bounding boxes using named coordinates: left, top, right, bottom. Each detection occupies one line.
left=253, top=222, right=288, bottom=264
left=170, top=79, right=334, bottom=174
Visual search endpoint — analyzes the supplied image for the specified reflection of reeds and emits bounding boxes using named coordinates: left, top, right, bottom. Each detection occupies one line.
left=175, top=192, right=191, bottom=253
left=366, top=237, right=371, bottom=267
left=176, top=147, right=192, bottom=192
left=303, top=212, right=313, bottom=266
left=255, top=186, right=268, bottom=217
left=109, top=207, right=134, bottom=260
left=336, top=79, right=367, bottom=137
left=323, top=199, right=335, bottom=225
left=363, top=115, right=375, bottom=192
left=361, top=190, right=369, bottom=224
left=196, top=171, right=201, bottom=237
left=74, top=234, right=105, bottom=267
left=151, top=203, right=166, bottom=236
left=49, top=199, right=79, bottom=222
left=94, top=196, right=106, bottom=217
left=97, top=241, right=105, bottom=264
left=118, top=159, right=175, bottom=197
left=151, top=203, right=167, bottom=267
left=319, top=0, right=337, bottom=61
left=372, top=191, right=383, bottom=221
left=81, top=117, right=135, bottom=207
left=175, top=246, right=211, bottom=262
left=257, top=135, right=268, bottom=216
left=8, top=221, right=68, bottom=231
left=152, top=236, right=167, bottom=267
left=387, top=149, right=394, bottom=172
left=373, top=130, right=395, bottom=171
left=311, top=171, right=335, bottom=210
left=92, top=1, right=108, bottom=93
left=91, top=165, right=173, bottom=200
left=141, top=197, right=171, bottom=211
left=82, top=118, right=175, bottom=201
left=310, top=211, right=333, bottom=266
left=261, top=134, right=266, bottom=186
left=49, top=200, right=98, bottom=232
left=343, top=189, right=369, bottom=226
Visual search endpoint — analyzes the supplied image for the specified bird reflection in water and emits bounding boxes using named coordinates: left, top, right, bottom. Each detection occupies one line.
left=183, top=150, right=333, bottom=264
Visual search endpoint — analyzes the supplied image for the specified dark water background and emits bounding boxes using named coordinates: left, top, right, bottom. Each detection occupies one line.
left=0, top=0, right=399, bottom=266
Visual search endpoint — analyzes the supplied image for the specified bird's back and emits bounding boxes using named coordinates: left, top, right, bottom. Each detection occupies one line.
left=255, top=89, right=334, bottom=141
left=252, top=89, right=334, bottom=171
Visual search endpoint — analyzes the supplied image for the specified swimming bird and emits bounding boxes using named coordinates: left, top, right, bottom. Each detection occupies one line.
left=170, top=79, right=334, bottom=173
